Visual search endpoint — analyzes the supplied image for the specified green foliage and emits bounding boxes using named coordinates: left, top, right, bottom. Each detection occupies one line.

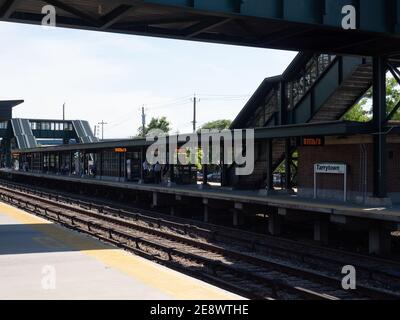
left=199, top=119, right=232, bottom=132
left=138, top=116, right=171, bottom=136
left=386, top=77, right=400, bottom=120
left=343, top=76, right=400, bottom=122
left=343, top=99, right=371, bottom=122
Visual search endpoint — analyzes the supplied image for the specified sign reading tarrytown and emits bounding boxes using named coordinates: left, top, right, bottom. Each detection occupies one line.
left=315, top=163, right=347, bottom=174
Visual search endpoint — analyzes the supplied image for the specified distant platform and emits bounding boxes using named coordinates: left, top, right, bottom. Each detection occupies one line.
left=0, top=202, right=242, bottom=300
left=2, top=169, right=400, bottom=226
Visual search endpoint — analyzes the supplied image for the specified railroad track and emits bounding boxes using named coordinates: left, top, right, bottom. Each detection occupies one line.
left=0, top=182, right=399, bottom=300
left=2, top=179, right=399, bottom=292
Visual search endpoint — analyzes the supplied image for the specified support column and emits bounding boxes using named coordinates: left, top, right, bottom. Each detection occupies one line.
left=204, top=206, right=209, bottom=222
left=233, top=202, right=244, bottom=227
left=203, top=199, right=209, bottom=223
left=140, top=147, right=145, bottom=182
left=266, top=139, right=274, bottom=192
left=170, top=164, right=175, bottom=183
left=69, top=152, right=73, bottom=175
left=118, top=152, right=122, bottom=181
left=285, top=138, right=292, bottom=192
left=99, top=151, right=103, bottom=178
left=4, top=138, right=11, bottom=168
left=372, top=56, right=388, bottom=199
left=202, top=164, right=208, bottom=186
left=268, top=212, right=282, bottom=236
left=369, top=226, right=391, bottom=255
left=220, top=140, right=227, bottom=187
left=152, top=192, right=158, bottom=208
left=313, top=219, right=329, bottom=244
left=57, top=152, right=61, bottom=173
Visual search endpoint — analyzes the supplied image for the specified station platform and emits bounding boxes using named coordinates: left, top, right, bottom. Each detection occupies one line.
left=0, top=202, right=242, bottom=300
left=2, top=169, right=400, bottom=226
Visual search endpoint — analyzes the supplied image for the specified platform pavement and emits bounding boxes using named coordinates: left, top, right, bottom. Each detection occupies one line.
left=0, top=202, right=243, bottom=300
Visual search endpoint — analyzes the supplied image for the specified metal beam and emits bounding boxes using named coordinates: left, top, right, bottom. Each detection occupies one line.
left=388, top=63, right=400, bottom=85
left=44, top=0, right=100, bottom=27
left=183, top=17, right=232, bottom=38
left=258, top=26, right=315, bottom=47
left=387, top=62, right=400, bottom=121
left=114, top=17, right=201, bottom=29
left=100, top=4, right=133, bottom=30
left=386, top=100, right=400, bottom=122
left=0, top=0, right=18, bottom=18
left=233, top=19, right=261, bottom=42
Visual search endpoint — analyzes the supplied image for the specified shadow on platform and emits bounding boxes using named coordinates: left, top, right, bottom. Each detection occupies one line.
left=0, top=223, right=106, bottom=255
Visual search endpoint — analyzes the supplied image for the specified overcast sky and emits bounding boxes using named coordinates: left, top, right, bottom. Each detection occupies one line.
left=0, top=21, right=297, bottom=139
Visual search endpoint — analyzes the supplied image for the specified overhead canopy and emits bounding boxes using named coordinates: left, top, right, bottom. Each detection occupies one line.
left=0, top=100, right=24, bottom=109
left=0, top=100, right=24, bottom=121
left=1, top=0, right=400, bottom=56
left=14, top=120, right=384, bottom=153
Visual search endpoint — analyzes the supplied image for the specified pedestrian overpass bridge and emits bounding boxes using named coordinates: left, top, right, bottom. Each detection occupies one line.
left=0, top=0, right=400, bottom=56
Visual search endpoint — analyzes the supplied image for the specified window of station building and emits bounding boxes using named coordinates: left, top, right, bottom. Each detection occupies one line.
left=41, top=122, right=51, bottom=130
left=0, top=121, right=7, bottom=129
left=56, top=122, right=64, bottom=131
left=65, top=123, right=73, bottom=131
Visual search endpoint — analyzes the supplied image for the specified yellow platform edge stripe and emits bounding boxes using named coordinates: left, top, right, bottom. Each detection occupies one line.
left=0, top=202, right=243, bottom=300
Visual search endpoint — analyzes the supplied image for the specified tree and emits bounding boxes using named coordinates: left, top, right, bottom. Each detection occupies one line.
left=138, top=116, right=171, bottom=136
left=343, top=99, right=370, bottom=122
left=198, top=119, right=232, bottom=132
left=384, top=77, right=400, bottom=120
left=343, top=76, right=400, bottom=122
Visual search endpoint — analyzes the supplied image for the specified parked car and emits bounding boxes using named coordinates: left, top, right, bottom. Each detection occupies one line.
left=207, top=172, right=221, bottom=182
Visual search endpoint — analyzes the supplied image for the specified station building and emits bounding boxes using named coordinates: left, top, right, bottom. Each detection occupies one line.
left=4, top=49, right=400, bottom=255
left=0, top=100, right=98, bottom=166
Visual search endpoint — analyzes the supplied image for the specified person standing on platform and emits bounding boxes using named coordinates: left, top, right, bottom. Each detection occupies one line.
left=154, top=161, right=162, bottom=184
left=142, top=160, right=149, bottom=182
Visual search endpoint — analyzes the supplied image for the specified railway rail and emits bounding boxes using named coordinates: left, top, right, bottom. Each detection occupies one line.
left=0, top=180, right=399, bottom=300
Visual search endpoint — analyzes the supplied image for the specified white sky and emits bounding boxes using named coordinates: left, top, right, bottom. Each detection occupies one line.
left=0, top=21, right=297, bottom=139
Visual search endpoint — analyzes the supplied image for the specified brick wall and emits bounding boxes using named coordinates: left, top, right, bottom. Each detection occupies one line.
left=298, top=143, right=400, bottom=203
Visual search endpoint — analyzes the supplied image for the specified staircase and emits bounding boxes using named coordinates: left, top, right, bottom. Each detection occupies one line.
left=71, top=120, right=99, bottom=143
left=229, top=53, right=373, bottom=189
left=10, top=119, right=37, bottom=149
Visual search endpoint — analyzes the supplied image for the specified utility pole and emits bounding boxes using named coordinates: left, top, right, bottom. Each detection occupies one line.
left=98, top=121, right=107, bottom=140
left=191, top=94, right=199, bottom=133
left=93, top=125, right=98, bottom=138
left=62, top=102, right=65, bottom=121
left=141, top=105, right=146, bottom=137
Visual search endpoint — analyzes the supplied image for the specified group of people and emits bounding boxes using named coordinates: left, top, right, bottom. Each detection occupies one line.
left=142, top=160, right=167, bottom=184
